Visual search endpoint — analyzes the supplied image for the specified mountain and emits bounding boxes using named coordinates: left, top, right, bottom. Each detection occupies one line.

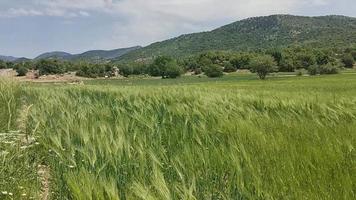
left=0, top=55, right=19, bottom=62
left=35, top=51, right=72, bottom=60
left=35, top=46, right=141, bottom=61
left=118, top=15, right=356, bottom=61
left=73, top=46, right=142, bottom=61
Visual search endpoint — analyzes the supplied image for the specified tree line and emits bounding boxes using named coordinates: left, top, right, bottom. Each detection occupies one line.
left=1, top=46, right=355, bottom=79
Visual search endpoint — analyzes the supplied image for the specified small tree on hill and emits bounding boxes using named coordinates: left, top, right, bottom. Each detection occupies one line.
left=249, top=55, right=277, bottom=80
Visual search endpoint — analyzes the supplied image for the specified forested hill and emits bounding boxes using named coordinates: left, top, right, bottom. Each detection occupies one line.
left=34, top=46, right=141, bottom=62
left=117, top=15, right=356, bottom=61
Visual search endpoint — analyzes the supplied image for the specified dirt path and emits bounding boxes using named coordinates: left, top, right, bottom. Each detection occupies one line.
left=38, top=165, right=50, bottom=200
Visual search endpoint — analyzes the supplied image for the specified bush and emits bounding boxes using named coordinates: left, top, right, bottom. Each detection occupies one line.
left=0, top=60, right=7, bottom=69
left=164, top=63, right=183, bottom=78
left=308, top=65, right=319, bottom=76
left=249, top=55, right=277, bottom=80
left=204, top=64, right=223, bottom=78
left=230, top=54, right=251, bottom=69
left=194, top=68, right=202, bottom=75
left=76, top=63, right=113, bottom=78
left=148, top=56, right=183, bottom=78
left=341, top=54, right=354, bottom=68
left=118, top=65, right=133, bottom=77
left=296, top=53, right=316, bottom=69
left=279, top=58, right=295, bottom=72
left=16, top=66, right=28, bottom=76
left=319, top=64, right=339, bottom=75
left=296, top=70, right=303, bottom=76
left=36, top=59, right=65, bottom=75
left=223, top=62, right=236, bottom=73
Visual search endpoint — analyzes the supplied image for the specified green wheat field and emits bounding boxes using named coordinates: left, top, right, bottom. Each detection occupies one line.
left=1, top=73, right=355, bottom=199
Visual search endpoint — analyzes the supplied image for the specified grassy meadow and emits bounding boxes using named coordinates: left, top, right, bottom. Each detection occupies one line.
left=1, top=73, right=355, bottom=199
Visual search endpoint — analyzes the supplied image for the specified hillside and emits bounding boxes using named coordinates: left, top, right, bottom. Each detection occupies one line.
left=73, top=46, right=141, bottom=61
left=118, top=15, right=356, bottom=61
left=0, top=55, right=19, bottom=62
left=35, top=46, right=141, bottom=61
left=35, top=51, right=72, bottom=60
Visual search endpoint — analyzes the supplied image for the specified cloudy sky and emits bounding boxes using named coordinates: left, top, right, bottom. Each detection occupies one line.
left=0, top=0, right=355, bottom=58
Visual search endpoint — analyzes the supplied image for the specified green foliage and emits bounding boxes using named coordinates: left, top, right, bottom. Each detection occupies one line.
left=342, top=54, right=355, bottom=68
left=308, top=63, right=340, bottom=75
left=16, top=66, right=28, bottom=76
left=308, top=65, right=319, bottom=76
left=279, top=58, right=295, bottom=72
left=76, top=63, right=114, bottom=78
left=118, top=15, right=356, bottom=61
left=203, top=64, right=224, bottom=77
left=148, top=56, right=183, bottom=78
left=223, top=62, right=236, bottom=73
left=296, top=53, right=316, bottom=69
left=36, top=59, right=66, bottom=75
left=319, top=63, right=340, bottom=74
left=0, top=60, right=8, bottom=69
left=164, top=62, right=183, bottom=78
left=249, top=55, right=277, bottom=79
left=230, top=53, right=251, bottom=69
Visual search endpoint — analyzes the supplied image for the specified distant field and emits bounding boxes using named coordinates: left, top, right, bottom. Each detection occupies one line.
left=1, top=73, right=355, bottom=199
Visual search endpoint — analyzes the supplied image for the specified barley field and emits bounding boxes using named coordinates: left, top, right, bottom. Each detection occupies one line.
left=1, top=74, right=355, bottom=199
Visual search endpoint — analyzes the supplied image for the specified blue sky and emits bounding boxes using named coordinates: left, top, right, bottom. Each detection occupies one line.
left=0, top=0, right=355, bottom=58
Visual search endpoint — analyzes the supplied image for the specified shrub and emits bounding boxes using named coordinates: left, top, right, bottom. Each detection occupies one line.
left=230, top=54, right=251, bottom=69
left=164, top=63, right=183, bottom=78
left=194, top=68, right=202, bottom=75
left=36, top=59, right=65, bottom=75
left=118, top=65, right=133, bottom=77
left=0, top=60, right=7, bottom=69
left=296, top=70, right=303, bottom=76
left=319, top=64, right=339, bottom=74
left=341, top=54, right=354, bottom=68
left=279, top=58, right=295, bottom=72
left=204, top=64, right=223, bottom=78
left=148, top=56, right=183, bottom=78
left=249, top=55, right=277, bottom=80
left=16, top=66, right=28, bottom=76
left=308, top=65, right=319, bottom=76
left=223, top=62, right=236, bottom=73
left=296, top=53, right=316, bottom=69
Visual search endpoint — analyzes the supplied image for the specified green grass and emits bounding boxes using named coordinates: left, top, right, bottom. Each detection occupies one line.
left=1, top=73, right=356, bottom=199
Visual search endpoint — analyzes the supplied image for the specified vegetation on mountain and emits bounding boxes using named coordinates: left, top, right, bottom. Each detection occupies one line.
left=118, top=15, right=356, bottom=61
left=35, top=46, right=141, bottom=62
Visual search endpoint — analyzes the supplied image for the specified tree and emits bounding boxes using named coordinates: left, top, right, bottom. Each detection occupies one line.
left=36, top=59, right=65, bottom=75
left=341, top=54, right=354, bottom=68
left=307, top=65, right=319, bottom=76
left=267, top=49, right=283, bottom=66
left=230, top=53, right=251, bottom=69
left=296, top=53, right=315, bottom=69
left=278, top=58, right=295, bottom=72
left=148, top=56, right=182, bottom=78
left=16, top=66, right=28, bottom=76
left=249, top=55, right=277, bottom=80
left=223, top=62, right=236, bottom=73
left=319, top=63, right=339, bottom=74
left=204, top=64, right=223, bottom=78
left=164, top=62, right=183, bottom=78
left=0, top=60, right=7, bottom=69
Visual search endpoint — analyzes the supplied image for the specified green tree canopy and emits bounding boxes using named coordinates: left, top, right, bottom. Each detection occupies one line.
left=249, top=55, right=277, bottom=80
